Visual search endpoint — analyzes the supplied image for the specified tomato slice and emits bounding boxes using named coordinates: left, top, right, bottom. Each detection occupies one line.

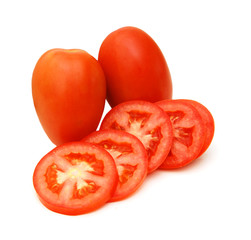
left=83, top=129, right=148, bottom=201
left=179, top=99, right=215, bottom=157
left=100, top=100, right=173, bottom=173
left=156, top=99, right=206, bottom=169
left=33, top=142, right=118, bottom=215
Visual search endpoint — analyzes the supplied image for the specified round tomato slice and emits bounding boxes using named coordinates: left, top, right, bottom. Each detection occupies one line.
left=156, top=99, right=206, bottom=169
left=100, top=101, right=173, bottom=173
left=33, top=142, right=118, bottom=215
left=179, top=99, right=215, bottom=157
left=83, top=129, right=148, bottom=202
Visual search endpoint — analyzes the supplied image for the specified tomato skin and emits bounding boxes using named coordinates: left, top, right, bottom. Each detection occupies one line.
left=32, top=49, right=106, bottom=146
left=33, top=142, right=118, bottom=215
left=98, top=26, right=172, bottom=107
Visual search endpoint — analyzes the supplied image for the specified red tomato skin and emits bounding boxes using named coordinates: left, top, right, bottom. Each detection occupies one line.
left=33, top=142, right=118, bottom=215
left=98, top=26, right=172, bottom=107
left=32, top=49, right=106, bottom=146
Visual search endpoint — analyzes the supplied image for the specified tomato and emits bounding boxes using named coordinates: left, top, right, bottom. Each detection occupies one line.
left=179, top=99, right=215, bottom=157
left=100, top=100, right=173, bottom=173
left=156, top=99, right=206, bottom=169
left=98, top=26, right=172, bottom=108
left=32, top=48, right=106, bottom=146
left=83, top=129, right=148, bottom=201
left=33, top=142, right=118, bottom=215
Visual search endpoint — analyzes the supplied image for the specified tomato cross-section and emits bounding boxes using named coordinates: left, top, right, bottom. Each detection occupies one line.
left=179, top=99, right=215, bottom=157
left=156, top=99, right=206, bottom=169
left=83, top=129, right=148, bottom=201
left=100, top=101, right=173, bottom=173
left=33, top=142, right=118, bottom=215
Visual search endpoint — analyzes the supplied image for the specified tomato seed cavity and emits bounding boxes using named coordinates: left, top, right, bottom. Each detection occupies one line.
left=174, top=127, right=194, bottom=147
left=146, top=127, right=162, bottom=158
left=72, top=180, right=100, bottom=199
left=117, top=164, right=138, bottom=185
left=127, top=111, right=151, bottom=128
left=97, top=139, right=133, bottom=158
left=45, top=164, right=64, bottom=194
left=166, top=111, right=185, bottom=124
left=95, top=139, right=137, bottom=184
left=165, top=111, right=194, bottom=147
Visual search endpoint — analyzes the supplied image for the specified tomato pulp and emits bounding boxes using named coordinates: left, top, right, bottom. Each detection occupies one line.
left=100, top=100, right=173, bottom=173
left=179, top=99, right=215, bottom=157
left=156, top=99, right=206, bottom=169
left=33, top=142, right=118, bottom=215
left=83, top=129, right=148, bottom=201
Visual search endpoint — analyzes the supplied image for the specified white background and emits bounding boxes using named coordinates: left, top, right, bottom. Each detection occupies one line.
left=1, top=0, right=251, bottom=239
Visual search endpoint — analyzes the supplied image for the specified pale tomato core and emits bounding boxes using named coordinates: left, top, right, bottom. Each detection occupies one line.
left=110, top=111, right=162, bottom=159
left=45, top=153, right=104, bottom=199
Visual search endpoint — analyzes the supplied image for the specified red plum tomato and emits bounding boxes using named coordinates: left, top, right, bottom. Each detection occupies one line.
left=98, top=26, right=172, bottom=107
left=32, top=48, right=106, bottom=145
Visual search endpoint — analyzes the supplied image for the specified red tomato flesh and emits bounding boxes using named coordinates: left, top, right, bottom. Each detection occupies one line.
left=100, top=101, right=173, bottom=173
left=83, top=129, right=148, bottom=201
left=156, top=99, right=206, bottom=169
left=179, top=99, right=215, bottom=157
left=33, top=142, right=118, bottom=215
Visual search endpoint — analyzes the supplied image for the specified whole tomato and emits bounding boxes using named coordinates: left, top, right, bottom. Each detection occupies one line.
left=32, top=48, right=106, bottom=145
left=98, top=26, right=173, bottom=108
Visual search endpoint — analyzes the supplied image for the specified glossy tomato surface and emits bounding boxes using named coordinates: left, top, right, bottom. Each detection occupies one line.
left=100, top=100, right=173, bottom=173
left=179, top=99, right=215, bottom=157
left=83, top=129, right=148, bottom=202
left=98, top=26, right=172, bottom=107
left=32, top=48, right=106, bottom=145
left=33, top=142, right=118, bottom=215
left=156, top=99, right=206, bottom=169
